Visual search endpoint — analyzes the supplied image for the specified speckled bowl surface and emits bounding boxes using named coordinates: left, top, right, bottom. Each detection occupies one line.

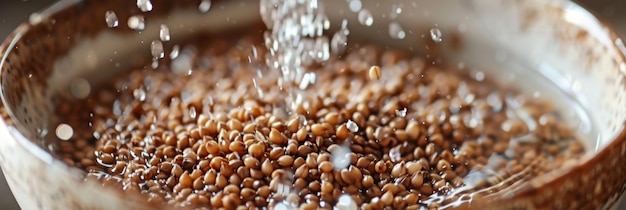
left=0, top=0, right=625, bottom=209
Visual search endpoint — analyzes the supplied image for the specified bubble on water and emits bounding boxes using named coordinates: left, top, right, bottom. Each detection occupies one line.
left=335, top=194, right=358, bottom=210
left=347, top=0, right=362, bottom=12
left=396, top=107, right=407, bottom=117
left=170, top=45, right=180, bottom=59
left=151, top=40, right=164, bottom=59
left=136, top=0, right=153, bottom=12
left=199, top=0, right=212, bottom=13
left=331, top=20, right=349, bottom=55
left=346, top=120, right=359, bottom=133
left=159, top=24, right=170, bottom=41
left=70, top=78, right=91, bottom=99
left=55, top=124, right=73, bottom=140
left=388, top=22, right=406, bottom=39
left=331, top=145, right=351, bottom=170
left=133, top=88, right=146, bottom=101
left=105, top=11, right=119, bottom=28
left=357, top=9, right=373, bottom=26
left=127, top=15, right=145, bottom=30
left=430, top=28, right=443, bottom=43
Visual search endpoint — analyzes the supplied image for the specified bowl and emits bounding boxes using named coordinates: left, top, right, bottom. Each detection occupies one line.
left=0, top=0, right=625, bottom=209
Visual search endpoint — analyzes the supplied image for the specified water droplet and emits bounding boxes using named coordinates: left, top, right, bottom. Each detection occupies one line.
left=70, top=78, right=91, bottom=99
left=389, top=3, right=403, bottom=19
left=199, top=0, right=212, bottom=13
left=335, top=194, right=357, bottom=210
left=331, top=145, right=351, bottom=170
left=388, top=22, right=406, bottom=39
left=252, top=78, right=264, bottom=97
left=474, top=71, right=485, bottom=81
left=136, top=0, right=153, bottom=12
left=331, top=29, right=348, bottom=55
left=299, top=72, right=317, bottom=90
left=151, top=59, right=159, bottom=69
left=358, top=9, right=373, bottom=26
left=55, top=124, right=73, bottom=140
left=151, top=40, right=164, bottom=59
left=396, top=107, right=407, bottom=117
left=393, top=4, right=403, bottom=15
left=133, top=88, right=146, bottom=101
left=189, top=107, right=197, bottom=119
left=430, top=28, right=443, bottom=43
left=346, top=120, right=359, bottom=133
left=159, top=24, right=170, bottom=41
left=29, top=13, right=42, bottom=25
left=105, top=11, right=119, bottom=28
left=389, top=146, right=402, bottom=162
left=274, top=202, right=290, bottom=210
left=170, top=45, right=180, bottom=59
left=113, top=100, right=122, bottom=116
left=348, top=0, right=362, bottom=12
left=127, top=15, right=145, bottom=30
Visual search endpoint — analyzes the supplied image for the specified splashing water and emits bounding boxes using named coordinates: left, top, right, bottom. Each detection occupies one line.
left=260, top=0, right=335, bottom=111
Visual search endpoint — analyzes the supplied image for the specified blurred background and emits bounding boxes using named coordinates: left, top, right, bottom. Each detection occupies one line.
left=0, top=0, right=624, bottom=209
